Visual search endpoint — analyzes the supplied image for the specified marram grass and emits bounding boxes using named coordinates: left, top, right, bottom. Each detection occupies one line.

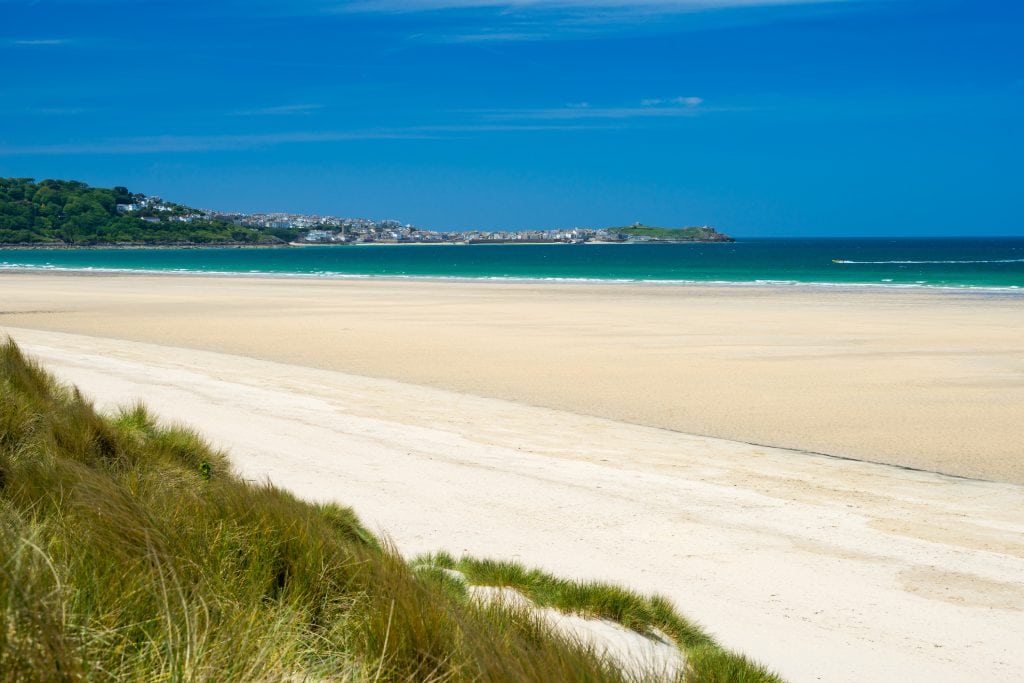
left=0, top=339, right=781, bottom=682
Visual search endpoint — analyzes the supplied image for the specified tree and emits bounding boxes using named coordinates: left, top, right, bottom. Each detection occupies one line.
left=0, top=177, right=266, bottom=245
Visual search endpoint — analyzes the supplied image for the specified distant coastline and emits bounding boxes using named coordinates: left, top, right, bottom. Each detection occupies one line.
left=1, top=177, right=733, bottom=248
left=0, top=232, right=736, bottom=249
left=0, top=238, right=735, bottom=250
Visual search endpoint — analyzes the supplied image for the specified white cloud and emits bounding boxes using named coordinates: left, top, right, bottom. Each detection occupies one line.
left=386, top=0, right=862, bottom=44
left=344, top=0, right=851, bottom=11
left=640, top=96, right=703, bottom=106
left=11, top=39, right=68, bottom=46
left=483, top=97, right=716, bottom=120
left=0, top=123, right=616, bottom=156
left=231, top=103, right=323, bottom=116
left=431, top=31, right=543, bottom=42
left=0, top=131, right=411, bottom=156
left=343, top=0, right=867, bottom=44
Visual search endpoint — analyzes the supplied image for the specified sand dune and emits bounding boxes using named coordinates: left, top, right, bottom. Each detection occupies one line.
left=5, top=327, right=1023, bottom=683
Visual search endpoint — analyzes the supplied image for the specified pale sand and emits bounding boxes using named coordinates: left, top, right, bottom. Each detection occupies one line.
left=0, top=273, right=1022, bottom=483
left=4, top=328, right=1023, bottom=683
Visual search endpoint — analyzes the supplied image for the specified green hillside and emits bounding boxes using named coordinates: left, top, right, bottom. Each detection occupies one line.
left=0, top=178, right=277, bottom=246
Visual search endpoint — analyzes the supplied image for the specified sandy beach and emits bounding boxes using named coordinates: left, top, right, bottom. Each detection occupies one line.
left=1, top=273, right=1021, bottom=482
left=2, top=273, right=1023, bottom=681
left=2, top=326, right=1020, bottom=682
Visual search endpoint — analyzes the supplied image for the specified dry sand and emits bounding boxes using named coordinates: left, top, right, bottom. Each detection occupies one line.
left=466, top=584, right=686, bottom=679
left=0, top=273, right=1022, bottom=483
left=5, top=327, right=1022, bottom=683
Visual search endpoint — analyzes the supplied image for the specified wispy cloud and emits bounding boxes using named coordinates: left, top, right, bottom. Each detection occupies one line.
left=489, top=106, right=702, bottom=120
left=344, top=0, right=851, bottom=11
left=641, top=96, right=704, bottom=107
left=230, top=103, right=323, bottom=116
left=0, top=95, right=729, bottom=156
left=0, top=131, right=417, bottom=156
left=31, top=107, right=90, bottom=115
left=0, top=123, right=616, bottom=156
left=430, top=31, right=543, bottom=43
left=481, top=96, right=720, bottom=120
left=384, top=0, right=859, bottom=44
left=10, top=38, right=69, bottom=46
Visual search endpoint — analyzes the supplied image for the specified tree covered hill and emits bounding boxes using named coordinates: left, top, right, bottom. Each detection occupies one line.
left=0, top=178, right=278, bottom=246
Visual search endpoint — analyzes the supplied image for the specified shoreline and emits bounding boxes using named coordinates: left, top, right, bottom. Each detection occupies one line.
left=6, top=327, right=1022, bottom=683
left=0, top=265, right=1021, bottom=293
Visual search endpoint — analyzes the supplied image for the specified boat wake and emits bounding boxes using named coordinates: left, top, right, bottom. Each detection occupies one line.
left=832, top=259, right=1024, bottom=265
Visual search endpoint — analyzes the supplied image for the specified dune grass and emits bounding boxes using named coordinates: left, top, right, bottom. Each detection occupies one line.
left=0, top=339, right=782, bottom=682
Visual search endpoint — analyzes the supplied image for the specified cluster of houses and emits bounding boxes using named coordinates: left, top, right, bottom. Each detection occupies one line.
left=114, top=195, right=646, bottom=244
left=223, top=212, right=404, bottom=233
left=298, top=226, right=615, bottom=244
left=461, top=228, right=606, bottom=243
left=204, top=211, right=414, bottom=242
left=116, top=195, right=169, bottom=214
left=116, top=196, right=203, bottom=223
left=196, top=209, right=621, bottom=244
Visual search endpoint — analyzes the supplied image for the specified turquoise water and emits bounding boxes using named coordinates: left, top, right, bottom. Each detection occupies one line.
left=2, top=238, right=1023, bottom=290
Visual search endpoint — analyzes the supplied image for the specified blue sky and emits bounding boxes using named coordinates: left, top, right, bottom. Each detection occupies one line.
left=1, top=0, right=1021, bottom=235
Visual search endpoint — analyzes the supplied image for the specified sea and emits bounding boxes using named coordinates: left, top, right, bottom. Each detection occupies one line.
left=2, top=238, right=1023, bottom=291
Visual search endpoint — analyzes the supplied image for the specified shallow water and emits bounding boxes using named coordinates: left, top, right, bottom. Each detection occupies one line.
left=2, top=238, right=1023, bottom=289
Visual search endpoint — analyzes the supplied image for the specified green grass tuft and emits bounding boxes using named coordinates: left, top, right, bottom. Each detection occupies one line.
left=684, top=645, right=783, bottom=682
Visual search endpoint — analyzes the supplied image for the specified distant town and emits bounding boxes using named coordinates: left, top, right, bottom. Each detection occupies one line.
left=116, top=196, right=733, bottom=245
left=0, top=178, right=733, bottom=247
